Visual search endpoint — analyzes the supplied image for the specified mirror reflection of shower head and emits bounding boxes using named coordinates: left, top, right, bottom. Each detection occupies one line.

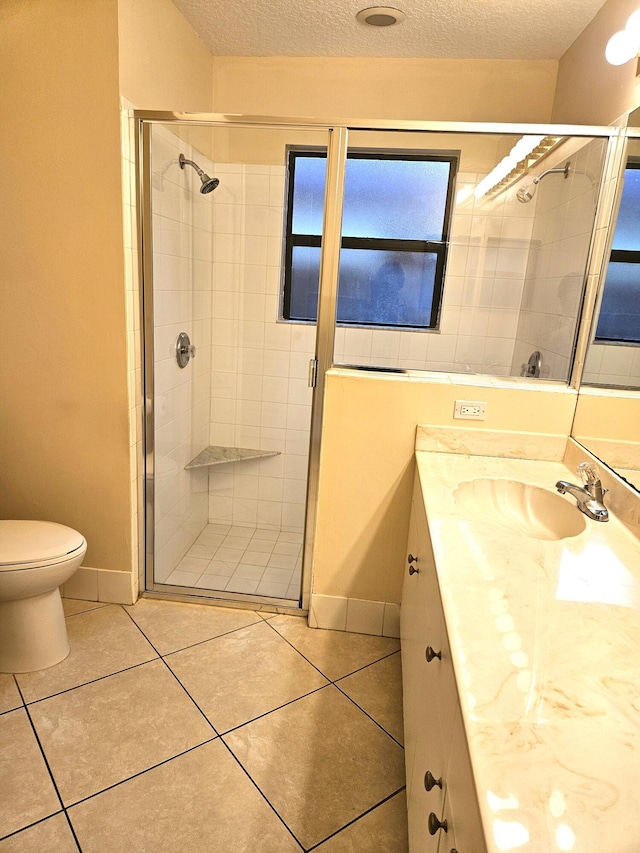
left=179, top=153, right=220, bottom=194
left=516, top=161, right=571, bottom=203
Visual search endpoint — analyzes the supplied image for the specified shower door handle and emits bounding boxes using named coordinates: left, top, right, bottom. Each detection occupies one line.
left=308, top=358, right=318, bottom=388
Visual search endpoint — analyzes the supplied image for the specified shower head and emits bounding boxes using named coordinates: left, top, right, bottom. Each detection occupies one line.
left=516, top=184, right=537, bottom=203
left=516, top=161, right=571, bottom=203
left=179, top=153, right=220, bottom=194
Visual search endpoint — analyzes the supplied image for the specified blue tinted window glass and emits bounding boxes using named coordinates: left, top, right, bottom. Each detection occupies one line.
left=289, top=246, right=321, bottom=321
left=291, top=157, right=327, bottom=235
left=595, top=262, right=640, bottom=343
left=337, top=250, right=436, bottom=326
left=612, top=167, right=640, bottom=250
left=342, top=159, right=451, bottom=241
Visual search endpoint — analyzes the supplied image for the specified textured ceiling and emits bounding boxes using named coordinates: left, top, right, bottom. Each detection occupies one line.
left=171, top=0, right=608, bottom=60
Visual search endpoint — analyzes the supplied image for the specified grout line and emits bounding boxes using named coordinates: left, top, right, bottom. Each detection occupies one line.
left=218, top=737, right=305, bottom=852
left=63, top=809, right=83, bottom=852
left=0, top=810, right=66, bottom=845
left=14, top=681, right=66, bottom=814
left=333, top=679, right=405, bottom=750
left=304, top=786, right=407, bottom=852
left=64, top=736, right=219, bottom=811
left=22, top=657, right=159, bottom=707
left=218, top=682, right=331, bottom=738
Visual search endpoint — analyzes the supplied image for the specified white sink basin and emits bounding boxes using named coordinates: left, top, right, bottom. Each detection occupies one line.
left=453, top=478, right=587, bottom=540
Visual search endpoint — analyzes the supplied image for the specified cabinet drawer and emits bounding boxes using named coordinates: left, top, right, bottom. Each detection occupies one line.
left=443, top=705, right=487, bottom=853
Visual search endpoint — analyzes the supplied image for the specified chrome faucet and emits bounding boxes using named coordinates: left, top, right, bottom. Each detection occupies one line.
left=555, top=462, right=609, bottom=522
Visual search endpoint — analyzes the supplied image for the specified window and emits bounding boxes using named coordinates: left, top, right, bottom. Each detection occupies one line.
left=283, top=150, right=457, bottom=329
left=595, top=159, right=640, bottom=344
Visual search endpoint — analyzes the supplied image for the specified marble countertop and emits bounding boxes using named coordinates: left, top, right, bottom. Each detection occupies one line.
left=415, top=451, right=640, bottom=853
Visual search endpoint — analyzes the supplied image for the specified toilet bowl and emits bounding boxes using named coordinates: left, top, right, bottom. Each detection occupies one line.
left=0, top=520, right=87, bottom=673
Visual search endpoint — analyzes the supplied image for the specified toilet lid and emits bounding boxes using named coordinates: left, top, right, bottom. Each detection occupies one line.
left=0, top=521, right=86, bottom=570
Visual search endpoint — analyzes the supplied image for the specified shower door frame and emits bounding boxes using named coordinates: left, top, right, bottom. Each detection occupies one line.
left=136, top=114, right=347, bottom=612
left=135, top=111, right=620, bottom=612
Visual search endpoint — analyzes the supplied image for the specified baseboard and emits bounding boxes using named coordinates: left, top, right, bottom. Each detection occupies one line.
left=62, top=567, right=136, bottom=605
left=309, top=594, right=400, bottom=638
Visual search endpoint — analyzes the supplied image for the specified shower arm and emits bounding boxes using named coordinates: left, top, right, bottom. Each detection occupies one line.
left=533, top=162, right=571, bottom=184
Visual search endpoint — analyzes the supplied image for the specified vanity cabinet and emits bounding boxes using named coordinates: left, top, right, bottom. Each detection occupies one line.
left=401, top=469, right=486, bottom=853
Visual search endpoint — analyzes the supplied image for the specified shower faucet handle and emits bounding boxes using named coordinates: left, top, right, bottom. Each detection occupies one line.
left=176, top=332, right=196, bottom=368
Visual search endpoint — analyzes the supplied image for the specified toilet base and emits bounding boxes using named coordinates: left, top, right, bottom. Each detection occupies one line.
left=0, top=588, right=70, bottom=673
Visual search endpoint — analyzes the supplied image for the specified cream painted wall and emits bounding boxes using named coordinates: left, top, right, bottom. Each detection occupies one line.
left=0, top=0, right=132, bottom=571
left=212, top=57, right=558, bottom=123
left=553, top=0, right=640, bottom=124
left=313, top=372, right=576, bottom=604
left=118, top=0, right=214, bottom=111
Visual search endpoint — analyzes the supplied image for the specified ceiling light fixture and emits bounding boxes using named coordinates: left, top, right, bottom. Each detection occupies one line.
left=474, top=135, right=561, bottom=200
left=356, top=6, right=406, bottom=27
left=605, top=9, right=640, bottom=67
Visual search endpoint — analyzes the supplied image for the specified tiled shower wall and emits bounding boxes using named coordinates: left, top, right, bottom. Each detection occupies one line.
left=208, top=162, right=313, bottom=533
left=151, top=126, right=214, bottom=582
left=582, top=343, right=640, bottom=386
left=512, top=138, right=607, bottom=381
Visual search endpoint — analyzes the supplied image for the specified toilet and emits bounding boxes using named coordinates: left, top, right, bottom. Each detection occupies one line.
left=0, top=520, right=87, bottom=673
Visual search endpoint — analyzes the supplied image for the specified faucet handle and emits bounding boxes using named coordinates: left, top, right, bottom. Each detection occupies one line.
left=577, top=461, right=600, bottom=485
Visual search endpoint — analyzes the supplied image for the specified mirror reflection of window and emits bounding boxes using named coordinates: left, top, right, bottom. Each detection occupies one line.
left=595, top=159, right=640, bottom=344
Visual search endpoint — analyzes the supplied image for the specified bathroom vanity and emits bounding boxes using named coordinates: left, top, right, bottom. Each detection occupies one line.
left=401, top=448, right=640, bottom=852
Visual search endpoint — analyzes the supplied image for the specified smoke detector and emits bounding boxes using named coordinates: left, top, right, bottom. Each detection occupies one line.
left=356, top=6, right=406, bottom=26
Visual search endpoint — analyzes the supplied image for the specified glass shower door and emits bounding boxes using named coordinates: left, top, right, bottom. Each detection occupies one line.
left=143, top=120, right=331, bottom=606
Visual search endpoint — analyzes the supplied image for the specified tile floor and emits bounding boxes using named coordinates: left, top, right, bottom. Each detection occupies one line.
left=164, top=524, right=303, bottom=601
left=0, top=597, right=408, bottom=852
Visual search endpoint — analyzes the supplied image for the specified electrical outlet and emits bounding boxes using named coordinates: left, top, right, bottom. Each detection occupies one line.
left=454, top=400, right=487, bottom=420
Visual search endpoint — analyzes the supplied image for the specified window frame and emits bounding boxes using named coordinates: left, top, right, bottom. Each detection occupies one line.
left=594, top=157, right=640, bottom=345
left=282, top=147, right=458, bottom=331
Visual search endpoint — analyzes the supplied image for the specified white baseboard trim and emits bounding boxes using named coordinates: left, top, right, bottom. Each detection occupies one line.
left=62, top=567, right=136, bottom=606
left=309, top=594, right=400, bottom=638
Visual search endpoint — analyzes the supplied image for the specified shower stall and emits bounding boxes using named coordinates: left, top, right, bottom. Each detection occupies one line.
left=135, top=114, right=618, bottom=611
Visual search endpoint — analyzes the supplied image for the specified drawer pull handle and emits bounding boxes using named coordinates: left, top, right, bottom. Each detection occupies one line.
left=408, top=565, right=420, bottom=575
left=425, top=645, right=442, bottom=662
left=407, top=554, right=418, bottom=564
left=428, top=813, right=448, bottom=836
left=424, top=770, right=442, bottom=791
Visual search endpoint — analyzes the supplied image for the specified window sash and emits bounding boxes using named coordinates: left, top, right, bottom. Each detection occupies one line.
left=283, top=149, right=456, bottom=330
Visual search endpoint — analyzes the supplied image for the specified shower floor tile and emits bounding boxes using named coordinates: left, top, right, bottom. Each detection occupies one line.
left=3, top=599, right=407, bottom=851
left=164, top=524, right=304, bottom=601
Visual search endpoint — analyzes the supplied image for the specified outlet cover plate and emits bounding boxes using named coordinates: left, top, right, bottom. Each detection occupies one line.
left=454, top=400, right=487, bottom=420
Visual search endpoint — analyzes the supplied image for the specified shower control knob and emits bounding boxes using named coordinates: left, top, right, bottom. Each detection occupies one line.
left=428, top=813, right=448, bottom=836
left=176, top=332, right=196, bottom=368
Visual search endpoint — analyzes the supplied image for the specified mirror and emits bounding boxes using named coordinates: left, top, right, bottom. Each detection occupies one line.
left=572, top=108, right=640, bottom=492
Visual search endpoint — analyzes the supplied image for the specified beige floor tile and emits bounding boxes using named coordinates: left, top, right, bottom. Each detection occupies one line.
left=166, top=620, right=328, bottom=732
left=0, top=709, right=60, bottom=838
left=30, top=659, right=214, bottom=805
left=68, top=739, right=301, bottom=853
left=269, top=616, right=400, bottom=681
left=0, top=813, right=78, bottom=852
left=124, top=597, right=262, bottom=655
left=224, top=685, right=406, bottom=850
left=313, top=791, right=408, bottom=852
left=0, top=675, right=22, bottom=715
left=15, top=606, right=157, bottom=704
left=337, top=652, right=404, bottom=745
left=62, top=598, right=107, bottom=617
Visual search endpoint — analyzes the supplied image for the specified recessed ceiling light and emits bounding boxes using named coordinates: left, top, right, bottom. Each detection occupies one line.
left=356, top=6, right=406, bottom=27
